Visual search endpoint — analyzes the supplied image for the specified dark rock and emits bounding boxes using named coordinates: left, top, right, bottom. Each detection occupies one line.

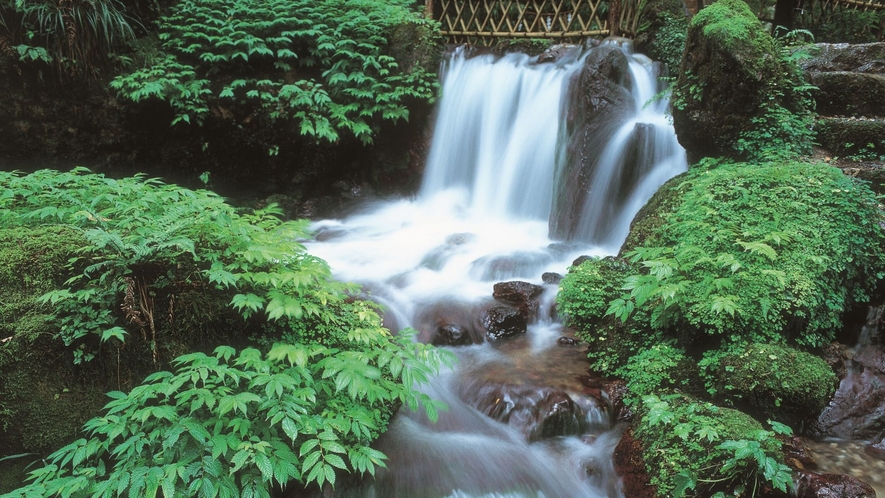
left=433, top=323, right=471, bottom=347
left=602, top=379, right=633, bottom=423
left=672, top=0, right=804, bottom=162
left=415, top=301, right=485, bottom=346
left=461, top=382, right=597, bottom=441
left=558, top=336, right=580, bottom=346
left=542, top=272, right=562, bottom=285
left=808, top=72, right=885, bottom=118
left=800, top=43, right=885, bottom=74
left=492, top=281, right=544, bottom=321
left=795, top=471, right=877, bottom=498
left=613, top=427, right=657, bottom=498
left=480, top=305, right=527, bottom=341
left=816, top=117, right=885, bottom=159
left=572, top=255, right=593, bottom=267
left=783, top=436, right=818, bottom=471
left=865, top=432, right=885, bottom=460
left=537, top=44, right=582, bottom=64
left=550, top=45, right=634, bottom=241
left=812, top=345, right=885, bottom=440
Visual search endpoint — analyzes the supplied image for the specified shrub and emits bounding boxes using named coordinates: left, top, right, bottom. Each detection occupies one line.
left=109, top=0, right=439, bottom=144
left=701, top=343, right=837, bottom=426
left=608, top=161, right=885, bottom=351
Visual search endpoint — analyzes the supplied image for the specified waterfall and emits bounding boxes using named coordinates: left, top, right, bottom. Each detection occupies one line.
left=307, top=41, right=687, bottom=498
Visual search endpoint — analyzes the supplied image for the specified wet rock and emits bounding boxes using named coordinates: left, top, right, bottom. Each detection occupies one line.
left=470, top=252, right=553, bottom=281
left=433, top=323, right=471, bottom=347
left=461, top=382, right=594, bottom=441
left=795, top=471, right=877, bottom=498
left=557, top=336, right=580, bottom=346
left=550, top=45, right=634, bottom=241
left=812, top=345, right=885, bottom=441
left=415, top=301, right=485, bottom=346
left=865, top=432, right=885, bottom=460
left=783, top=436, right=819, bottom=471
left=542, top=272, right=562, bottom=285
left=613, top=427, right=656, bottom=498
left=481, top=305, right=527, bottom=341
left=492, top=281, right=544, bottom=321
left=537, top=44, right=582, bottom=64
left=800, top=43, right=885, bottom=74
left=602, top=379, right=633, bottom=423
left=572, top=255, right=593, bottom=267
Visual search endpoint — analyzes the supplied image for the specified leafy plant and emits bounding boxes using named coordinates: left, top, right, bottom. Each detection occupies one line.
left=109, top=0, right=439, bottom=144
left=0, top=0, right=138, bottom=75
left=606, top=161, right=885, bottom=350
left=636, top=393, right=793, bottom=497
left=1, top=334, right=453, bottom=497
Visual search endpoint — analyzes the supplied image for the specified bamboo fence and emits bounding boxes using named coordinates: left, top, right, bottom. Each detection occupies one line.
left=429, top=0, right=642, bottom=45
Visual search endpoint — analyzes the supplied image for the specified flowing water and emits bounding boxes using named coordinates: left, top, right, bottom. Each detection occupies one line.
left=306, top=41, right=687, bottom=498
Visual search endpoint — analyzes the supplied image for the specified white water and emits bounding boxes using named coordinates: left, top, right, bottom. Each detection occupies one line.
left=307, top=42, right=686, bottom=498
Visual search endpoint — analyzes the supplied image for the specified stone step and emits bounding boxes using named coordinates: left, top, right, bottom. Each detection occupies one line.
left=815, top=116, right=885, bottom=159
left=809, top=71, right=885, bottom=117
left=801, top=42, right=885, bottom=74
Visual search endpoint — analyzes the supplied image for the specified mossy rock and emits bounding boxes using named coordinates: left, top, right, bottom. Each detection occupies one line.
left=634, top=0, right=690, bottom=72
left=633, top=392, right=785, bottom=497
left=709, top=343, right=837, bottom=426
left=558, top=256, right=630, bottom=331
left=619, top=161, right=885, bottom=350
left=808, top=72, right=885, bottom=118
left=815, top=117, right=885, bottom=158
left=672, top=0, right=803, bottom=162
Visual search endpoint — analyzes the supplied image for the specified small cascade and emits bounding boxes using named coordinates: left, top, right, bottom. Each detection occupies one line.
left=307, top=41, right=687, bottom=498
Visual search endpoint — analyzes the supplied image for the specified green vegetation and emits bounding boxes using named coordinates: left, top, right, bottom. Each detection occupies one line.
left=635, top=0, right=689, bottom=73
left=702, top=343, right=836, bottom=425
left=0, top=0, right=137, bottom=74
left=0, top=169, right=454, bottom=496
left=635, top=393, right=793, bottom=497
left=611, top=161, right=885, bottom=350
left=109, top=0, right=439, bottom=143
left=558, top=159, right=885, bottom=496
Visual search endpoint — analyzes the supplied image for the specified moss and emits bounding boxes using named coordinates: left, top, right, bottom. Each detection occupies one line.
left=708, top=343, right=837, bottom=426
left=558, top=256, right=630, bottom=331
left=620, top=161, right=885, bottom=350
left=815, top=117, right=885, bottom=158
left=634, top=0, right=690, bottom=72
left=634, top=393, right=783, bottom=497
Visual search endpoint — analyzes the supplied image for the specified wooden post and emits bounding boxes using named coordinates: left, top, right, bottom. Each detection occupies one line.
left=425, top=0, right=434, bottom=20
left=609, top=0, right=622, bottom=36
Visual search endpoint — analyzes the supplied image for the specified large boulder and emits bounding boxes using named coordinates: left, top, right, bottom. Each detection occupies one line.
left=811, top=345, right=885, bottom=440
left=795, top=471, right=877, bottom=498
left=550, top=45, right=635, bottom=241
left=799, top=43, right=885, bottom=74
left=671, top=0, right=806, bottom=162
left=492, top=281, right=544, bottom=322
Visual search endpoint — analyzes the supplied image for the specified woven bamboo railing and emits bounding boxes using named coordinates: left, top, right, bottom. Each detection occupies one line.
left=429, top=0, right=642, bottom=45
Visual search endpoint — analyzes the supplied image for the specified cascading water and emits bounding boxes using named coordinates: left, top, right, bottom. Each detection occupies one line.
left=307, top=41, right=687, bottom=498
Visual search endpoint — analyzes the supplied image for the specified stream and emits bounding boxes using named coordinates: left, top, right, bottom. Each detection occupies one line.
left=305, top=41, right=687, bottom=498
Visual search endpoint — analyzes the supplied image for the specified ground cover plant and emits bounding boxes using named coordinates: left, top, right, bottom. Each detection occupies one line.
left=0, top=168, right=454, bottom=496
left=558, top=159, right=885, bottom=496
left=109, top=0, right=439, bottom=144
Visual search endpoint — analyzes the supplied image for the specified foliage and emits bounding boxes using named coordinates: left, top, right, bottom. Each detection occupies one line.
left=0, top=168, right=456, bottom=496
left=635, top=393, right=793, bottom=498
left=2, top=334, right=452, bottom=497
left=616, top=343, right=693, bottom=401
left=0, top=167, right=350, bottom=363
left=798, top=7, right=885, bottom=43
left=607, top=161, right=885, bottom=350
left=109, top=0, right=439, bottom=144
left=0, top=0, right=137, bottom=75
left=700, top=343, right=837, bottom=425
left=557, top=256, right=629, bottom=332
